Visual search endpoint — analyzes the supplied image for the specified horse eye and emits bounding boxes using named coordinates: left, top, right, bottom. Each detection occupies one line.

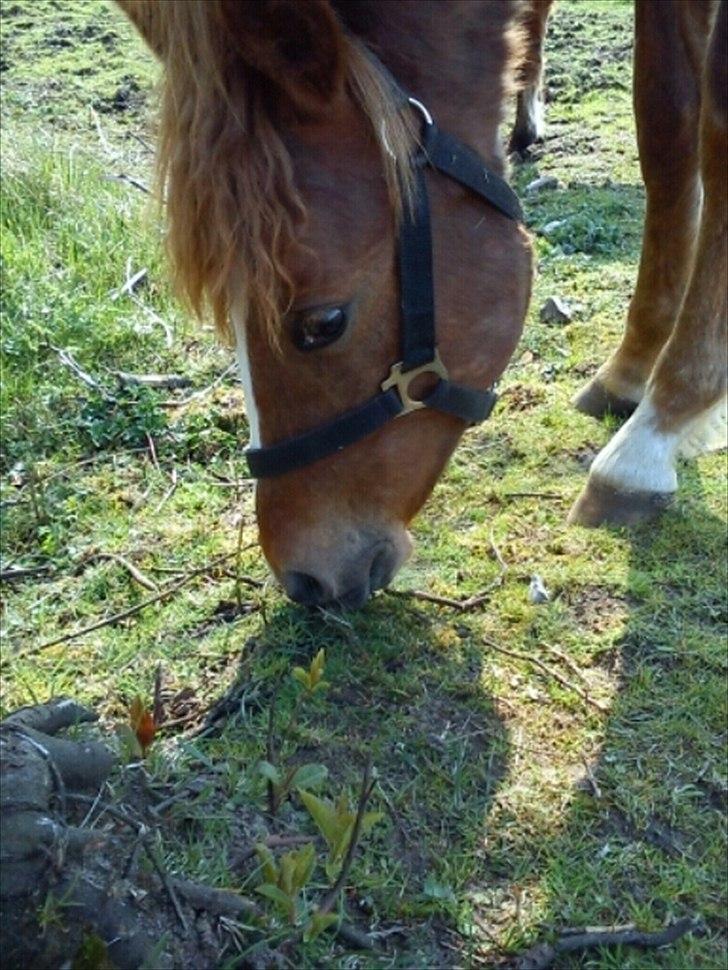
left=292, top=305, right=348, bottom=351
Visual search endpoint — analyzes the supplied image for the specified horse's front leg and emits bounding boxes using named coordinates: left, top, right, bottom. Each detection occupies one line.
left=570, top=0, right=727, bottom=526
left=573, top=0, right=707, bottom=420
left=508, top=0, right=553, bottom=155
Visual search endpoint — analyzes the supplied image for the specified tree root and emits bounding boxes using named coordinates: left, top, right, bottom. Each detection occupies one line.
left=515, top=917, right=699, bottom=969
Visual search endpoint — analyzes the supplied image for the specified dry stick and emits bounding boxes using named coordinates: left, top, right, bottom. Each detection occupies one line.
left=317, top=758, right=376, bottom=917
left=104, top=172, right=150, bottom=194
left=516, top=917, right=698, bottom=970
left=154, top=467, right=178, bottom=513
left=113, top=371, right=192, bottom=390
left=128, top=293, right=173, bottom=346
left=50, top=344, right=115, bottom=401
left=92, top=552, right=158, bottom=592
left=483, top=637, right=610, bottom=713
left=4, top=553, right=235, bottom=665
left=159, top=362, right=237, bottom=408
left=541, top=643, right=590, bottom=684
left=111, top=266, right=148, bottom=300
left=502, top=491, right=564, bottom=500
left=0, top=565, right=51, bottom=582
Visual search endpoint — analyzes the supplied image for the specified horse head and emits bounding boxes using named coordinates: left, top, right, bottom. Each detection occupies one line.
left=118, top=0, right=532, bottom=609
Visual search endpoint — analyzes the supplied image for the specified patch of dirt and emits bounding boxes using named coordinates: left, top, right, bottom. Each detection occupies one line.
left=94, top=75, right=146, bottom=114
left=564, top=584, right=630, bottom=634
left=499, top=383, right=547, bottom=413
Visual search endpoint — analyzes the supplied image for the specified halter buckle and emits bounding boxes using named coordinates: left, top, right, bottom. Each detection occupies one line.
left=381, top=350, right=449, bottom=414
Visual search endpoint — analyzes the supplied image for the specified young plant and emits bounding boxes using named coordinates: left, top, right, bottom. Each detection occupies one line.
left=259, top=650, right=329, bottom=815
left=254, top=842, right=316, bottom=924
left=298, top=788, right=383, bottom=881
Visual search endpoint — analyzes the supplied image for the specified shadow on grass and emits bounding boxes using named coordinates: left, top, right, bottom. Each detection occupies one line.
left=509, top=467, right=727, bottom=966
left=209, top=597, right=511, bottom=963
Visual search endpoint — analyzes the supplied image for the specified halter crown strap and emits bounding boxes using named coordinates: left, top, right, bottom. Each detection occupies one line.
left=245, top=104, right=521, bottom=479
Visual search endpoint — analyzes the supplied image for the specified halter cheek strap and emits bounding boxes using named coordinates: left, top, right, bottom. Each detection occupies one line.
left=245, top=106, right=522, bottom=480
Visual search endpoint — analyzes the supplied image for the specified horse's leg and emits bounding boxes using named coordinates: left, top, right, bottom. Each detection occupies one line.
left=570, top=0, right=727, bottom=527
left=573, top=0, right=707, bottom=419
left=508, top=0, right=554, bottom=155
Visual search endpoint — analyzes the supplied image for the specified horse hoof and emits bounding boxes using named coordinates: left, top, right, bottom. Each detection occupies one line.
left=572, top=378, right=639, bottom=420
left=568, top=475, right=673, bottom=527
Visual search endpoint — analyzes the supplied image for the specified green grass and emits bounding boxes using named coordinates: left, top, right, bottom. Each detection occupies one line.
left=1, top=1, right=726, bottom=967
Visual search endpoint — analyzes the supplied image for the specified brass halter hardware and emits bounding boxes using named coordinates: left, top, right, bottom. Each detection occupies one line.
left=380, top=351, right=449, bottom=414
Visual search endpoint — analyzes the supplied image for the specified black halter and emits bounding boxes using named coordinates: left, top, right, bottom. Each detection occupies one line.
left=245, top=97, right=522, bottom=479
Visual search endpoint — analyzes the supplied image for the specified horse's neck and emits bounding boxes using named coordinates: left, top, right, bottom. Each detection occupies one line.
left=337, top=0, right=517, bottom=168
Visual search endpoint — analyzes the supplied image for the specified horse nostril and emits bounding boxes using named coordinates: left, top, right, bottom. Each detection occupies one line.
left=369, top=546, right=395, bottom=592
left=283, top=571, right=329, bottom=607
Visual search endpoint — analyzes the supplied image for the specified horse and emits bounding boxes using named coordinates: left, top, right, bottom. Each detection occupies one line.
left=509, top=0, right=553, bottom=155
left=117, top=0, right=726, bottom=609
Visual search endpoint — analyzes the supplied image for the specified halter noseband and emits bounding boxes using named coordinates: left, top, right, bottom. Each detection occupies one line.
left=245, top=97, right=523, bottom=479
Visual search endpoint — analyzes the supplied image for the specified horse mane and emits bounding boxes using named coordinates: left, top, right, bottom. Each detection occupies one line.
left=154, top=5, right=417, bottom=347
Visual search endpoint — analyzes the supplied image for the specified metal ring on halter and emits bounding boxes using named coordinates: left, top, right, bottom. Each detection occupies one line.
left=408, top=96, right=434, bottom=126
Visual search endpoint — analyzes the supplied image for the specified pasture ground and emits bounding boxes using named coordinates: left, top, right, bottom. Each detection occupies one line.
left=1, top=1, right=726, bottom=967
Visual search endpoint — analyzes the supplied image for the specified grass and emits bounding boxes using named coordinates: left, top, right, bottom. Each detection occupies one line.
left=1, top=1, right=726, bottom=967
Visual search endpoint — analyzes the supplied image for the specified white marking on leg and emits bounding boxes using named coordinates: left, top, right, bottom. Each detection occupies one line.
left=590, top=396, right=680, bottom=495
left=589, top=391, right=728, bottom=496
left=230, top=303, right=261, bottom=449
left=678, top=394, right=727, bottom=458
left=522, top=83, right=544, bottom=142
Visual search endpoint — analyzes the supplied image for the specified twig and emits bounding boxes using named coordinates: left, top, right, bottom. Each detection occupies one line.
left=129, top=293, right=173, bottom=347
left=489, top=525, right=508, bottom=573
left=483, top=637, right=610, bottom=713
left=541, top=644, right=589, bottom=683
left=104, top=172, right=150, bottom=194
left=159, top=362, right=237, bottom=408
left=317, top=758, right=375, bottom=916
left=580, top=755, right=602, bottom=799
left=0, top=565, right=51, bottom=582
left=502, top=491, right=564, bottom=500
left=110, top=266, right=148, bottom=300
left=516, top=917, right=698, bottom=970
left=91, top=106, right=115, bottom=157
left=91, top=552, right=158, bottom=592
left=144, top=841, right=189, bottom=933
left=130, top=132, right=154, bottom=154
left=49, top=344, right=115, bottom=401
left=386, top=584, right=500, bottom=612
left=3, top=553, right=235, bottom=665
left=145, top=432, right=161, bottom=474
left=154, top=467, right=178, bottom=513
left=112, top=371, right=192, bottom=390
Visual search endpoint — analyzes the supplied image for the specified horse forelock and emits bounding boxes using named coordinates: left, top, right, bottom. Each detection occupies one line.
left=154, top=3, right=417, bottom=349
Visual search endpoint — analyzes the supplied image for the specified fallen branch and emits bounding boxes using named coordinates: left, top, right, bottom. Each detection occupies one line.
left=483, top=637, right=610, bottom=713
left=91, top=551, right=158, bottom=592
left=112, top=371, right=192, bottom=390
left=2, top=553, right=235, bottom=666
left=386, top=580, right=501, bottom=612
left=170, top=877, right=260, bottom=919
left=0, top=565, right=51, bottom=582
left=516, top=917, right=698, bottom=970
